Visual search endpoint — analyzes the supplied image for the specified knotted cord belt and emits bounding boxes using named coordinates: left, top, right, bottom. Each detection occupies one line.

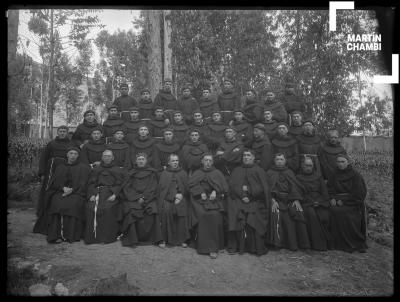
left=60, top=215, right=66, bottom=241
left=93, top=185, right=110, bottom=238
left=45, top=157, right=65, bottom=190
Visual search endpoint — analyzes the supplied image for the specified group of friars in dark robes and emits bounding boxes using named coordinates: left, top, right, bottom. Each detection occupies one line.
left=33, top=78, right=368, bottom=258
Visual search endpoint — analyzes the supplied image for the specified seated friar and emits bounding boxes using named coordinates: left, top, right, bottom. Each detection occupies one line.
left=188, top=153, right=229, bottom=259
left=226, top=149, right=270, bottom=256
left=119, top=152, right=163, bottom=247
left=296, top=156, right=334, bottom=251
left=45, top=147, right=91, bottom=243
left=157, top=154, right=190, bottom=248
left=327, top=154, right=368, bottom=253
left=84, top=149, right=126, bottom=244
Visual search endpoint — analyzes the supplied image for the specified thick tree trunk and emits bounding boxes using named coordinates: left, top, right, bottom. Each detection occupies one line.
left=8, top=9, right=19, bottom=135
left=7, top=10, right=19, bottom=65
left=47, top=9, right=55, bottom=139
left=163, top=10, right=172, bottom=81
left=145, top=10, right=162, bottom=100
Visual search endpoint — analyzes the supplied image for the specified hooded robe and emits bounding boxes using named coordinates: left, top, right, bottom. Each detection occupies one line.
left=113, top=95, right=138, bottom=122
left=157, top=167, right=190, bottom=245
left=188, top=166, right=229, bottom=254
left=265, top=165, right=311, bottom=250
left=263, top=100, right=288, bottom=123
left=119, top=166, right=162, bottom=246
left=107, top=140, right=131, bottom=170
left=45, top=160, right=91, bottom=242
left=102, top=116, right=125, bottom=143
left=217, top=89, right=241, bottom=124
left=227, top=163, right=271, bottom=255
left=154, top=140, right=182, bottom=170
left=181, top=140, right=209, bottom=172
left=243, top=99, right=264, bottom=125
left=327, top=166, right=368, bottom=252
left=80, top=138, right=107, bottom=166
left=177, top=95, right=200, bottom=124
left=271, top=135, right=299, bottom=172
left=318, top=141, right=347, bottom=181
left=198, top=96, right=220, bottom=122
left=34, top=136, right=74, bottom=234
left=84, top=162, right=125, bottom=244
left=154, top=89, right=178, bottom=120
left=296, top=170, right=333, bottom=251
left=72, top=119, right=103, bottom=147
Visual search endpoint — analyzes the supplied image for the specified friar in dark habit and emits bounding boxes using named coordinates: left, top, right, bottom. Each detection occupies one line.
left=281, top=81, right=306, bottom=116
left=102, top=105, right=125, bottom=144
left=79, top=127, right=107, bottom=169
left=146, top=106, right=170, bottom=140
left=266, top=153, right=311, bottom=251
left=242, top=88, right=264, bottom=125
left=296, top=157, right=333, bottom=251
left=188, top=111, right=211, bottom=146
left=71, top=109, right=103, bottom=149
left=227, top=150, right=271, bottom=256
left=271, top=122, right=299, bottom=172
left=318, top=129, right=348, bottom=181
left=148, top=106, right=169, bottom=139
left=230, top=108, right=253, bottom=144
left=198, top=87, right=220, bottom=123
left=84, top=149, right=125, bottom=244
left=107, top=128, right=131, bottom=170
left=154, top=128, right=182, bottom=171
left=170, top=110, right=190, bottom=146
left=214, top=126, right=245, bottom=177
left=188, top=153, right=229, bottom=259
left=288, top=111, right=304, bottom=138
left=129, top=124, right=159, bottom=168
left=245, top=123, right=273, bottom=171
left=181, top=129, right=210, bottom=174
left=112, top=83, right=138, bottom=122
left=262, top=88, right=288, bottom=123
left=123, top=107, right=143, bottom=145
left=157, top=154, right=190, bottom=248
left=44, top=147, right=91, bottom=243
left=33, top=126, right=74, bottom=235
left=137, top=87, right=154, bottom=121
left=206, top=111, right=227, bottom=152
left=260, top=109, right=278, bottom=140
left=154, top=78, right=178, bottom=122
left=327, top=154, right=368, bottom=253
left=177, top=84, right=200, bottom=125
left=119, top=153, right=162, bottom=247
left=296, top=119, right=323, bottom=176
left=217, top=78, right=241, bottom=124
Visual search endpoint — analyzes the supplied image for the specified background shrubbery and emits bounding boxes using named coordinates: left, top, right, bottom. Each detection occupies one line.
left=8, top=137, right=50, bottom=203
left=349, top=151, right=393, bottom=177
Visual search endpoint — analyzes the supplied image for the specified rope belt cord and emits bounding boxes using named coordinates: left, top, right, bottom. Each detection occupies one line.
left=45, top=158, right=55, bottom=191
left=276, top=210, right=280, bottom=242
left=92, top=185, right=111, bottom=239
left=93, top=193, right=99, bottom=238
left=60, top=215, right=66, bottom=241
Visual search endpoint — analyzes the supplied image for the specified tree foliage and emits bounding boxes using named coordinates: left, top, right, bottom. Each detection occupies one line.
left=95, top=29, right=147, bottom=99
left=170, top=10, right=279, bottom=98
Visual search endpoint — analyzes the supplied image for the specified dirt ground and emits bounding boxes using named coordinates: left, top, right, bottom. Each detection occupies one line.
left=7, top=205, right=393, bottom=296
